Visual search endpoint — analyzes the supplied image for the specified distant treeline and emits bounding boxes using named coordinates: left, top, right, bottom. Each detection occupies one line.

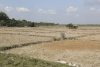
left=0, top=11, right=59, bottom=27
left=34, top=22, right=59, bottom=26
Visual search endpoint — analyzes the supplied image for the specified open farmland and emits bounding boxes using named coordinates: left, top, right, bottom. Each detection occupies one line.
left=1, top=26, right=100, bottom=67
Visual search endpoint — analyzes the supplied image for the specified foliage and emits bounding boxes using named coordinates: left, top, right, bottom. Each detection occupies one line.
left=0, top=11, right=36, bottom=27
left=0, top=11, right=59, bottom=27
left=34, top=22, right=58, bottom=26
left=53, top=37, right=61, bottom=41
left=61, top=33, right=67, bottom=40
left=66, top=23, right=78, bottom=29
left=0, top=11, right=10, bottom=26
left=0, top=20, right=6, bottom=26
left=0, top=52, right=72, bottom=67
left=0, top=11, right=9, bottom=21
left=66, top=23, right=74, bottom=29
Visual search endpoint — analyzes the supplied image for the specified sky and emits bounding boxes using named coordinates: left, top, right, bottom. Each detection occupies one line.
left=0, top=0, right=100, bottom=24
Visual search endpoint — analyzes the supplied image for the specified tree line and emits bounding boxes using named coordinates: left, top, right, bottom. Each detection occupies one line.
left=0, top=11, right=59, bottom=27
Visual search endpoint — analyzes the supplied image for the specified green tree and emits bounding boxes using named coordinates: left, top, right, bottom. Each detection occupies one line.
left=22, top=19, right=27, bottom=23
left=0, top=20, right=6, bottom=26
left=66, top=23, right=74, bottom=29
left=0, top=11, right=9, bottom=21
left=0, top=11, right=10, bottom=26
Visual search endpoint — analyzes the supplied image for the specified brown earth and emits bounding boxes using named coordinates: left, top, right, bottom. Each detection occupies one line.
left=4, top=40, right=100, bottom=67
left=1, top=27, right=100, bottom=67
left=41, top=40, right=100, bottom=51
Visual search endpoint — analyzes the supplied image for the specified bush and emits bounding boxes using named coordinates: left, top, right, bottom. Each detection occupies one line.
left=66, top=23, right=73, bottom=29
left=66, top=23, right=78, bottom=29
left=53, top=37, right=61, bottom=41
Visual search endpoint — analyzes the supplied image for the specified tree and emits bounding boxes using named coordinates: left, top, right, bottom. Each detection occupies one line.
left=22, top=19, right=27, bottom=23
left=57, top=23, right=59, bottom=25
left=0, top=11, right=9, bottom=21
left=0, top=11, right=10, bottom=26
left=0, top=20, right=6, bottom=26
left=66, top=23, right=73, bottom=29
left=66, top=23, right=78, bottom=29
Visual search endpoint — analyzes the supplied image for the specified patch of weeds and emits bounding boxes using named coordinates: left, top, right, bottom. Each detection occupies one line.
left=0, top=53, right=72, bottom=67
left=43, top=54, right=46, bottom=55
left=7, top=59, right=14, bottom=65
left=99, top=57, right=100, bottom=59
left=68, top=37, right=77, bottom=40
left=0, top=62, right=4, bottom=67
left=13, top=62, right=20, bottom=66
left=22, top=62, right=29, bottom=67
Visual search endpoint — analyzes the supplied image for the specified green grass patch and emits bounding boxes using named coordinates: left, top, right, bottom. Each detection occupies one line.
left=0, top=52, right=72, bottom=67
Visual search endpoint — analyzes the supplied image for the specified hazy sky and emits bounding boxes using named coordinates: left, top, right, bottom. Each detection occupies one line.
left=0, top=0, right=100, bottom=24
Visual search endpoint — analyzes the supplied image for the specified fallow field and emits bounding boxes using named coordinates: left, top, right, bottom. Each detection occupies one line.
left=0, top=26, right=100, bottom=67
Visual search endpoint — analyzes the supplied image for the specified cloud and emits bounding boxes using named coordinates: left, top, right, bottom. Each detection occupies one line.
left=90, top=7, right=95, bottom=11
left=37, top=9, right=46, bottom=13
left=84, top=0, right=100, bottom=6
left=16, top=7, right=30, bottom=11
left=48, top=9, right=56, bottom=14
left=66, top=6, right=78, bottom=13
left=74, top=14, right=79, bottom=17
left=4, top=6, right=14, bottom=12
left=0, top=5, right=14, bottom=12
left=37, top=9, right=56, bottom=14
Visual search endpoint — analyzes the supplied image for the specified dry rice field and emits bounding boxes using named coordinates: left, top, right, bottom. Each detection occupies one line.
left=1, top=26, right=100, bottom=67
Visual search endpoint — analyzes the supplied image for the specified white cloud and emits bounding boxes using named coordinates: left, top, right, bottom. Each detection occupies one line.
left=90, top=7, right=95, bottom=11
left=37, top=9, right=46, bottom=13
left=66, top=6, right=78, bottom=12
left=16, top=7, right=30, bottom=11
left=4, top=6, right=14, bottom=12
left=37, top=9, right=56, bottom=14
left=48, top=9, right=56, bottom=14
left=74, top=14, right=79, bottom=17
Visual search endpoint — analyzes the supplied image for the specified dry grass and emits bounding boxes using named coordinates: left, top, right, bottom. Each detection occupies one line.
left=78, top=34, right=100, bottom=41
left=4, top=40, right=100, bottom=67
left=0, top=34, right=52, bottom=47
left=1, top=26, right=100, bottom=67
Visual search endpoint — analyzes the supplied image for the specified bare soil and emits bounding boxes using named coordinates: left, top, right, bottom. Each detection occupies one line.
left=4, top=40, right=100, bottom=67
left=1, top=26, right=100, bottom=67
left=41, top=40, right=100, bottom=51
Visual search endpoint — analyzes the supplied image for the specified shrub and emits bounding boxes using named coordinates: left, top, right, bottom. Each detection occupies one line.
left=66, top=23, right=73, bottom=29
left=66, top=23, right=78, bottom=29
left=53, top=37, right=61, bottom=41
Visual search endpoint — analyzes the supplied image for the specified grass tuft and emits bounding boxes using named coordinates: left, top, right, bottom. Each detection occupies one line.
left=0, top=52, right=72, bottom=67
